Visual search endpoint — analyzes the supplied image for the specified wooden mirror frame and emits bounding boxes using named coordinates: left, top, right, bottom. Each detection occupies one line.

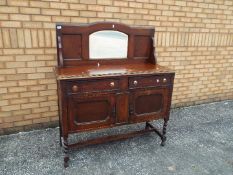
left=56, top=22, right=156, bottom=67
left=89, top=30, right=128, bottom=59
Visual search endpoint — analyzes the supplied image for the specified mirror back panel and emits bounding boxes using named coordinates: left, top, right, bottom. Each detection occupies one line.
left=56, top=22, right=155, bottom=67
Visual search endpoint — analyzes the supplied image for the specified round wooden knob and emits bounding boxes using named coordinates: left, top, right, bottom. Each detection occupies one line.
left=72, top=85, right=78, bottom=92
left=110, top=82, right=115, bottom=87
left=156, top=79, right=160, bottom=83
left=163, top=78, right=167, bottom=83
left=133, top=80, right=138, bottom=86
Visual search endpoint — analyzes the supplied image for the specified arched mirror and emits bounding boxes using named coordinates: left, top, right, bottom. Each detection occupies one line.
left=89, top=30, right=128, bottom=59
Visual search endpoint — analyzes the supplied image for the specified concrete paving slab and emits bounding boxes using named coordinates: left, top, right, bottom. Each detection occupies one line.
left=0, top=100, right=233, bottom=175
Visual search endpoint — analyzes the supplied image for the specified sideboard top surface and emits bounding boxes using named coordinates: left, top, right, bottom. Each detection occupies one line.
left=55, top=63, right=174, bottom=80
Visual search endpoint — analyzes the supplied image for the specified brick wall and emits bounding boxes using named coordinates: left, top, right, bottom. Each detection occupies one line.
left=0, top=0, right=233, bottom=134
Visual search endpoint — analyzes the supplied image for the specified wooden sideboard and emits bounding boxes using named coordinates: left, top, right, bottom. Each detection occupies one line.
left=55, top=22, right=175, bottom=167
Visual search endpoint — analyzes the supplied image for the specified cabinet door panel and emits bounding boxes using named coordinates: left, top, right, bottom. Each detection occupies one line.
left=74, top=100, right=109, bottom=123
left=129, top=88, right=169, bottom=123
left=135, top=94, right=163, bottom=114
left=68, top=93, right=116, bottom=131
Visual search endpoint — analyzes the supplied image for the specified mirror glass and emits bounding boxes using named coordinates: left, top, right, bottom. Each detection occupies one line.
left=89, top=30, right=128, bottom=59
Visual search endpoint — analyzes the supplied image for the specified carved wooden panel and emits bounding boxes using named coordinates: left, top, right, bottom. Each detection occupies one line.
left=68, top=93, right=116, bottom=131
left=62, top=34, right=82, bottom=59
left=135, top=94, right=163, bottom=114
left=129, top=88, right=169, bottom=123
left=134, top=36, right=151, bottom=58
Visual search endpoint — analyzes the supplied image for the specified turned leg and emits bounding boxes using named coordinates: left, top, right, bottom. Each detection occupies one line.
left=161, top=119, right=168, bottom=146
left=63, top=136, right=69, bottom=168
left=59, top=123, right=62, bottom=147
left=145, top=121, right=150, bottom=130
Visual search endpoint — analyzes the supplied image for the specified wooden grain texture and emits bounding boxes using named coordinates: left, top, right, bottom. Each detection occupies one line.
left=56, top=22, right=156, bottom=67
left=68, top=125, right=162, bottom=149
left=56, top=22, right=175, bottom=167
left=55, top=63, right=174, bottom=80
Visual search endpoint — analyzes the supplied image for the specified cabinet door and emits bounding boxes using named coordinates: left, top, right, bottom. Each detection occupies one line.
left=129, top=88, right=169, bottom=123
left=68, top=93, right=116, bottom=132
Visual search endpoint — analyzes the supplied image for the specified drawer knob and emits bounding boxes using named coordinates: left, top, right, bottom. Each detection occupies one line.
left=110, top=82, right=115, bottom=87
left=163, top=78, right=167, bottom=83
left=156, top=79, right=160, bottom=83
left=133, top=80, right=138, bottom=86
left=72, top=85, right=78, bottom=92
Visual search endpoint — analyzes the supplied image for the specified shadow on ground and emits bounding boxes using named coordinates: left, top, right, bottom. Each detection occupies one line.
left=1, top=100, right=233, bottom=175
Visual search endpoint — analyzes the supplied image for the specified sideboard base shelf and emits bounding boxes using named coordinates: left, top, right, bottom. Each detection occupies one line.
left=62, top=121, right=167, bottom=168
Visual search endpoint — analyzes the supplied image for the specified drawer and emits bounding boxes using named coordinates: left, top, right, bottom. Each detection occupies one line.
left=67, top=78, right=120, bottom=93
left=129, top=75, right=170, bottom=89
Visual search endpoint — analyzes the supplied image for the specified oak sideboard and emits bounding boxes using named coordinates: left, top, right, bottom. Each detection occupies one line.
left=55, top=22, right=175, bottom=167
